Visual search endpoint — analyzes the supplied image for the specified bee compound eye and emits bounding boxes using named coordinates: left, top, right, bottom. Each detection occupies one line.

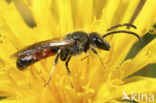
left=89, top=32, right=110, bottom=51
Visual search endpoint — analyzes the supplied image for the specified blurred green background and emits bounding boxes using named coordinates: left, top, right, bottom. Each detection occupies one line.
left=126, top=26, right=156, bottom=78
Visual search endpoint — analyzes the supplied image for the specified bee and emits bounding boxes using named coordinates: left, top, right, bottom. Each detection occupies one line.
left=11, top=23, right=142, bottom=86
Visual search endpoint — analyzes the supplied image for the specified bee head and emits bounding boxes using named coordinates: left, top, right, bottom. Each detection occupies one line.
left=89, top=32, right=110, bottom=51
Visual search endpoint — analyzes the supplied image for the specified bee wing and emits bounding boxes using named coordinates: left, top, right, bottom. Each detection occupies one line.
left=11, top=39, right=73, bottom=58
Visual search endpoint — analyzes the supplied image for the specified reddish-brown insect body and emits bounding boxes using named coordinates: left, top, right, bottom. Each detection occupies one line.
left=34, top=48, right=56, bottom=60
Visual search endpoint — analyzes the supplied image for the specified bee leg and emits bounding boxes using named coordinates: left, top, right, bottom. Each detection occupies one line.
left=44, top=50, right=60, bottom=87
left=65, top=55, right=72, bottom=75
left=91, top=48, right=105, bottom=69
left=65, top=55, right=75, bottom=89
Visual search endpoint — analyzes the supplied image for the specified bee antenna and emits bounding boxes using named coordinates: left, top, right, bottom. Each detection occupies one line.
left=107, top=23, right=137, bottom=31
left=103, top=30, right=143, bottom=45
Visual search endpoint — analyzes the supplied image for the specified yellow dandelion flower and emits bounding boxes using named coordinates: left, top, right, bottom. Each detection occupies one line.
left=0, top=0, right=156, bottom=103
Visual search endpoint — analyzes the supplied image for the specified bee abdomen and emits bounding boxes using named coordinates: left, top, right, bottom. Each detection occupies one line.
left=16, top=48, right=57, bottom=70
left=16, top=55, right=37, bottom=70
